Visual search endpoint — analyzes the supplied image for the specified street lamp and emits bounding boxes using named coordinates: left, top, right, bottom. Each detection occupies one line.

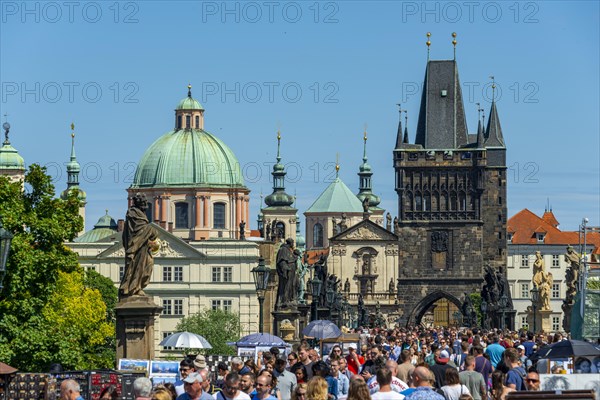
left=480, top=299, right=487, bottom=330
left=500, top=294, right=508, bottom=331
left=310, top=276, right=322, bottom=321
left=251, top=257, right=271, bottom=333
left=0, top=218, right=14, bottom=291
left=530, top=285, right=539, bottom=334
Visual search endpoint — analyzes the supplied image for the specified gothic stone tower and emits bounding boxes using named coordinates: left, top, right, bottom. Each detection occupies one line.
left=394, top=59, right=507, bottom=326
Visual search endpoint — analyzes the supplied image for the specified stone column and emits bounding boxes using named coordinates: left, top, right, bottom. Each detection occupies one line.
left=195, top=195, right=201, bottom=227
left=160, top=196, right=168, bottom=228
left=116, top=296, right=163, bottom=360
left=154, top=196, right=160, bottom=223
left=203, top=196, right=210, bottom=228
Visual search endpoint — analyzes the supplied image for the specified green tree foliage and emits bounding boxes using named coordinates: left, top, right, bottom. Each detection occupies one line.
left=469, top=292, right=482, bottom=326
left=0, top=165, right=114, bottom=371
left=176, top=309, right=241, bottom=355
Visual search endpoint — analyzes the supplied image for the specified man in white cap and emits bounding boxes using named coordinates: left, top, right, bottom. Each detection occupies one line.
left=517, top=345, right=531, bottom=370
left=177, top=372, right=213, bottom=400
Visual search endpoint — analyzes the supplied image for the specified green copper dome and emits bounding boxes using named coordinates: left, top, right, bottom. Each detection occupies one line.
left=176, top=85, right=204, bottom=110
left=0, top=142, right=25, bottom=170
left=74, top=211, right=118, bottom=243
left=131, top=129, right=245, bottom=188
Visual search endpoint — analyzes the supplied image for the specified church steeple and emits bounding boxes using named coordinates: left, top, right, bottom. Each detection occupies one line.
left=264, top=130, right=294, bottom=207
left=60, top=123, right=86, bottom=236
left=394, top=104, right=404, bottom=148
left=403, top=111, right=409, bottom=144
left=484, top=99, right=505, bottom=148
left=476, top=103, right=485, bottom=148
left=357, top=128, right=381, bottom=209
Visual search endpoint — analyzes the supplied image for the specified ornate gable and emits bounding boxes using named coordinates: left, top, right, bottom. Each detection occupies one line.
left=330, top=219, right=398, bottom=242
left=97, top=224, right=205, bottom=259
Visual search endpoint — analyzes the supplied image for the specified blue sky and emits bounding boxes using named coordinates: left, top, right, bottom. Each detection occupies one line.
left=1, top=1, right=599, bottom=232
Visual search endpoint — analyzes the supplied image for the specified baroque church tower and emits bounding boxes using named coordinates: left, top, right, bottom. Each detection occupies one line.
left=393, top=45, right=509, bottom=326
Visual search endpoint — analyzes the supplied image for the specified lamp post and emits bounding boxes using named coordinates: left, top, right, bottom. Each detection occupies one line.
left=480, top=299, right=487, bottom=330
left=310, top=276, right=322, bottom=321
left=499, top=294, right=508, bottom=331
left=251, top=257, right=271, bottom=333
left=0, top=218, right=14, bottom=292
left=530, top=285, right=539, bottom=334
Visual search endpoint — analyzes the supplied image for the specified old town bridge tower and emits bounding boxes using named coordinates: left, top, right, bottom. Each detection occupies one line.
left=394, top=58, right=508, bottom=326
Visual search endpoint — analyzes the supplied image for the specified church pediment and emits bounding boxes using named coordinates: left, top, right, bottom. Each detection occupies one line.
left=330, top=219, right=398, bottom=242
left=97, top=224, right=205, bottom=259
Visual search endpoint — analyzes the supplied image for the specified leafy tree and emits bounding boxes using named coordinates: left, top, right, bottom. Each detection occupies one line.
left=85, top=269, right=118, bottom=323
left=469, top=292, right=482, bottom=326
left=176, top=309, right=241, bottom=355
left=0, top=165, right=114, bottom=371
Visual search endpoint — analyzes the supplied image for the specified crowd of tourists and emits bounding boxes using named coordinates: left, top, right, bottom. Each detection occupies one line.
left=79, top=327, right=589, bottom=400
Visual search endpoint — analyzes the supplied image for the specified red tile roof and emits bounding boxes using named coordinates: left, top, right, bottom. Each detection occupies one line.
left=508, top=209, right=600, bottom=254
left=305, top=249, right=330, bottom=264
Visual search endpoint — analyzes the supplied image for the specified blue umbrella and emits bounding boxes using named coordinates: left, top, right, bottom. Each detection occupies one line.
left=235, top=333, right=287, bottom=347
left=302, top=320, right=342, bottom=339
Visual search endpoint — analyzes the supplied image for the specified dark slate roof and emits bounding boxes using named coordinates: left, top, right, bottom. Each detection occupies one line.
left=415, top=60, right=469, bottom=149
left=484, top=101, right=505, bottom=147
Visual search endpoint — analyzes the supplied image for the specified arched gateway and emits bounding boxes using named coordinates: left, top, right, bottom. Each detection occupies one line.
left=407, top=291, right=462, bottom=327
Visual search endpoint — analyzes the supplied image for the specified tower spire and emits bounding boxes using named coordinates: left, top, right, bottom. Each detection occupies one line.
left=403, top=110, right=409, bottom=144
left=263, top=129, right=294, bottom=207
left=484, top=77, right=505, bottom=148
left=476, top=103, right=484, bottom=147
left=66, top=123, right=81, bottom=189
left=452, top=32, right=457, bottom=60
left=395, top=104, right=404, bottom=148
left=357, top=127, right=381, bottom=209
left=362, top=125, right=368, bottom=162
left=426, top=32, right=431, bottom=61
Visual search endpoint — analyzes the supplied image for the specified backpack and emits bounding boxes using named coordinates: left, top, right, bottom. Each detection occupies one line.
left=509, top=366, right=527, bottom=391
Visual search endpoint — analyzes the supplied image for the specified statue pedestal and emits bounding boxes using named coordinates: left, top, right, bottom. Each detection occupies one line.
left=116, top=296, right=162, bottom=360
left=272, top=309, right=301, bottom=346
left=527, top=308, right=553, bottom=333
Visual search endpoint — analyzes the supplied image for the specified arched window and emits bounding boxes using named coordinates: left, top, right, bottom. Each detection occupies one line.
left=175, top=202, right=189, bottom=229
left=415, top=192, right=423, bottom=211
left=275, top=221, right=285, bottom=239
left=424, top=192, right=431, bottom=211
left=313, top=223, right=324, bottom=248
left=185, top=115, right=191, bottom=128
left=213, top=202, right=226, bottom=229
left=177, top=115, right=182, bottom=130
left=195, top=115, right=200, bottom=128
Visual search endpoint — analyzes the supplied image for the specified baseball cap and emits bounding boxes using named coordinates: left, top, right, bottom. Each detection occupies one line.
left=517, top=345, right=525, bottom=351
left=183, top=372, right=203, bottom=383
left=438, top=350, right=450, bottom=362
left=194, top=355, right=207, bottom=369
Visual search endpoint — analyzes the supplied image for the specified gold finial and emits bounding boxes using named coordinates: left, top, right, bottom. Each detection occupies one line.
left=452, top=32, right=457, bottom=60
left=277, top=129, right=281, bottom=141
left=489, top=75, right=496, bottom=101
left=70, top=122, right=75, bottom=138
left=187, top=83, right=192, bottom=97
left=105, top=209, right=109, bottom=215
left=335, top=153, right=340, bottom=177
left=363, top=123, right=368, bottom=141
left=426, top=32, right=431, bottom=60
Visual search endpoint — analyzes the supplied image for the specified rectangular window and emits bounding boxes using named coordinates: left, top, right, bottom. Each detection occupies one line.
left=552, top=283, right=560, bottom=298
left=163, top=266, right=172, bottom=282
left=521, top=255, right=529, bottom=267
left=174, top=266, right=183, bottom=282
left=162, top=299, right=172, bottom=315
left=552, top=316, right=560, bottom=331
left=552, top=255, right=560, bottom=267
left=213, top=203, right=226, bottom=229
left=521, top=316, right=529, bottom=329
left=521, top=283, right=529, bottom=298
left=212, top=267, right=221, bottom=282
left=119, top=266, right=125, bottom=281
left=211, top=300, right=221, bottom=311
left=223, top=300, right=232, bottom=312
left=223, top=267, right=233, bottom=282
left=174, top=299, right=183, bottom=315
left=162, top=331, right=174, bottom=350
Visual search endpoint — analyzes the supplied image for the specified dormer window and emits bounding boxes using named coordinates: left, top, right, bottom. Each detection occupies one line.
left=507, top=233, right=513, bottom=243
left=537, top=233, right=545, bottom=243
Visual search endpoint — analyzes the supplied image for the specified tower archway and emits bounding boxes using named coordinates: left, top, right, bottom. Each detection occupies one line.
left=408, top=291, right=463, bottom=327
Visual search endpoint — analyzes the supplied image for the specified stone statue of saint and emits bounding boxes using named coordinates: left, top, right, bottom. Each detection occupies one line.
left=564, top=245, right=581, bottom=287
left=295, top=249, right=309, bottom=304
left=265, top=221, right=271, bottom=241
left=362, top=197, right=370, bottom=213
left=344, top=278, right=350, bottom=294
left=532, top=251, right=545, bottom=288
left=389, top=278, right=395, bottom=294
left=119, top=193, right=158, bottom=298
left=275, top=238, right=298, bottom=309
left=340, top=213, right=348, bottom=232
left=386, top=213, right=392, bottom=231
left=239, top=221, right=246, bottom=240
left=539, top=271, right=553, bottom=311
left=393, top=216, right=399, bottom=234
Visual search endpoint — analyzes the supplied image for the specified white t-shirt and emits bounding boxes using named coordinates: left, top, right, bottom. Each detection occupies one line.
left=213, top=392, right=251, bottom=400
left=371, top=391, right=405, bottom=400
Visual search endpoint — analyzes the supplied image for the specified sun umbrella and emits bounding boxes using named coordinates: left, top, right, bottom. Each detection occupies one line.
left=302, top=320, right=342, bottom=340
left=530, top=339, right=600, bottom=360
left=0, top=362, right=18, bottom=375
left=234, top=333, right=287, bottom=347
left=159, top=331, right=212, bottom=349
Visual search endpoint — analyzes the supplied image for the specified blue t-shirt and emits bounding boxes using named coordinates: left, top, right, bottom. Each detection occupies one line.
left=505, top=366, right=526, bottom=391
left=485, top=343, right=505, bottom=368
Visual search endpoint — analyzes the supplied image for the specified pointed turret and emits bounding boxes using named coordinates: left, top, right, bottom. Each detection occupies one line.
left=60, top=124, right=86, bottom=235
left=0, top=119, right=26, bottom=184
left=476, top=117, right=485, bottom=148
left=394, top=105, right=404, bottom=149
left=357, top=129, right=381, bottom=210
left=403, top=112, right=409, bottom=144
left=484, top=100, right=505, bottom=148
